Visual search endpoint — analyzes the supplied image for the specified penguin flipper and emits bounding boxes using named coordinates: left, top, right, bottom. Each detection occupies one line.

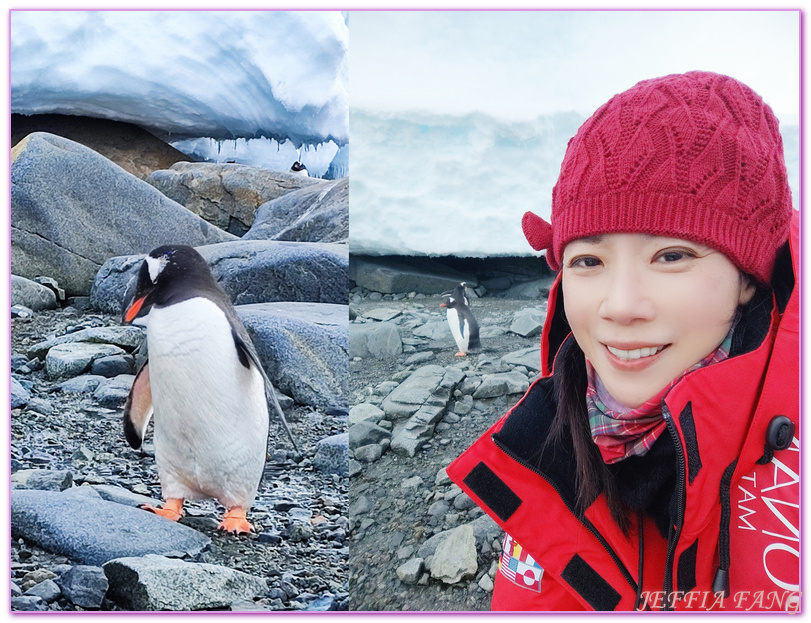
left=231, top=330, right=301, bottom=455
left=123, top=361, right=153, bottom=449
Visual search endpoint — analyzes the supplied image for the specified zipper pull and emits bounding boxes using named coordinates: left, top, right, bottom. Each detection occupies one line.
left=712, top=567, right=729, bottom=598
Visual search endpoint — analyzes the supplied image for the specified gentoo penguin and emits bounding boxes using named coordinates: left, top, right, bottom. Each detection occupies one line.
left=290, top=161, right=309, bottom=176
left=440, top=284, right=480, bottom=357
left=120, top=245, right=298, bottom=534
left=441, top=282, right=470, bottom=307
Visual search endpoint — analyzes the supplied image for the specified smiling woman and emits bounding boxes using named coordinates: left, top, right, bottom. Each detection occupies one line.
left=447, top=71, right=799, bottom=612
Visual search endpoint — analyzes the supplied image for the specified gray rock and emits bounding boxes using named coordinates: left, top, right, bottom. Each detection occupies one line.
left=200, top=241, right=348, bottom=306
left=396, top=558, right=424, bottom=585
left=502, top=278, right=555, bottom=300
left=428, top=524, right=477, bottom=584
left=349, top=257, right=476, bottom=295
left=349, top=403, right=385, bottom=425
left=25, top=396, right=53, bottom=414
left=401, top=475, right=424, bottom=489
left=348, top=322, right=403, bottom=359
left=34, top=276, right=66, bottom=302
left=11, top=469, right=73, bottom=491
left=11, top=304, right=35, bottom=319
left=419, top=515, right=500, bottom=559
left=349, top=495, right=373, bottom=516
left=362, top=307, right=402, bottom=322
left=237, top=302, right=347, bottom=410
left=146, top=161, right=321, bottom=236
left=57, top=374, right=106, bottom=394
left=478, top=573, right=495, bottom=592
left=90, top=240, right=348, bottom=314
left=11, top=133, right=235, bottom=296
left=412, top=320, right=453, bottom=342
left=313, top=433, right=349, bottom=477
left=348, top=460, right=363, bottom=478
left=11, top=275, right=57, bottom=310
left=381, top=365, right=464, bottom=420
left=56, top=565, right=108, bottom=609
left=24, top=578, right=61, bottom=603
left=72, top=446, right=95, bottom=462
left=348, top=420, right=391, bottom=449
left=11, top=376, right=30, bottom=408
left=11, top=595, right=47, bottom=611
left=453, top=492, right=476, bottom=511
left=353, top=444, right=383, bottom=463
left=427, top=500, right=449, bottom=517
left=104, top=554, right=269, bottom=611
left=435, top=468, right=452, bottom=487
left=502, top=346, right=543, bottom=372
left=473, top=372, right=530, bottom=399
left=90, top=354, right=135, bottom=378
left=390, top=404, right=447, bottom=457
left=509, top=308, right=546, bottom=337
left=11, top=489, right=211, bottom=566
left=45, top=343, right=127, bottom=380
left=27, top=326, right=146, bottom=361
left=243, top=177, right=348, bottom=243
left=93, top=374, right=135, bottom=408
left=404, top=351, right=435, bottom=365
left=91, top=484, right=160, bottom=509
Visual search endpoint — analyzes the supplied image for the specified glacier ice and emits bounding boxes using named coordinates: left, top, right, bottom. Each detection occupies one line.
left=349, top=109, right=800, bottom=257
left=11, top=10, right=348, bottom=174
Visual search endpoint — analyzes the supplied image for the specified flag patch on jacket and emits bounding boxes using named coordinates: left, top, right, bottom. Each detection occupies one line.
left=499, top=534, right=543, bottom=592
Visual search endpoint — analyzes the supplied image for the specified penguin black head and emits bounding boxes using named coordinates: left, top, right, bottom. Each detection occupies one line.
left=440, top=296, right=459, bottom=310
left=290, top=161, right=308, bottom=175
left=121, top=245, right=220, bottom=325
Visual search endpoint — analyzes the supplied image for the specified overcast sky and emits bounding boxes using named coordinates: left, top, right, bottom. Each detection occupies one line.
left=350, top=10, right=800, bottom=123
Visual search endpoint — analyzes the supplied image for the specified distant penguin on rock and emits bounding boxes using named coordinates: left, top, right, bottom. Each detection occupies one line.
left=440, top=283, right=480, bottom=357
left=290, top=161, right=309, bottom=176
left=120, top=244, right=298, bottom=534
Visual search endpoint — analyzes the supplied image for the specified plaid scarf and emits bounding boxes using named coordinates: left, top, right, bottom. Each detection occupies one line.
left=587, top=327, right=734, bottom=464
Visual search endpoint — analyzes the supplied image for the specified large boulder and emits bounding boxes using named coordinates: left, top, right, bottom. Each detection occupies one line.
left=236, top=302, right=348, bottom=410
left=243, top=177, right=348, bottom=243
left=11, top=489, right=211, bottom=566
left=104, top=555, right=268, bottom=611
left=146, top=162, right=321, bottom=236
left=90, top=240, right=348, bottom=313
left=11, top=132, right=236, bottom=296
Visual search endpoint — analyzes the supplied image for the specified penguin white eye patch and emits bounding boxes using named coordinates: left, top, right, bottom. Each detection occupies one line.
left=145, top=255, right=169, bottom=284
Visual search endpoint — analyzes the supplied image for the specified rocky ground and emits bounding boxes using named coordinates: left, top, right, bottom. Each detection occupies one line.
left=10, top=304, right=348, bottom=612
left=347, top=280, right=554, bottom=612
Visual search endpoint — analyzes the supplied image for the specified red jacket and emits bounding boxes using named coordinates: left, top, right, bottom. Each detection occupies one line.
left=447, top=212, right=800, bottom=612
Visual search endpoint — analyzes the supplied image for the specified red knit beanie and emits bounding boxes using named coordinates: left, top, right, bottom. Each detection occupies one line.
left=523, top=71, right=793, bottom=284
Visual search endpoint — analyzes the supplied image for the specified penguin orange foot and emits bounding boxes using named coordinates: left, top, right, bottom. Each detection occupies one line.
left=455, top=351, right=467, bottom=357
left=141, top=498, right=184, bottom=521
left=218, top=507, right=254, bottom=534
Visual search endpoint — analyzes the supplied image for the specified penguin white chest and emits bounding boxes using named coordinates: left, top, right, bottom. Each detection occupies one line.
left=146, top=297, right=268, bottom=508
left=445, top=307, right=469, bottom=352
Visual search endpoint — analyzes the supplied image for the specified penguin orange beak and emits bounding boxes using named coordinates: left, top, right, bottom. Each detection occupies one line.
left=440, top=303, right=447, bottom=308
left=123, top=296, right=148, bottom=324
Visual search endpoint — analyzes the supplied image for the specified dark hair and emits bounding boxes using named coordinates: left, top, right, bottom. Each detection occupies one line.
left=544, top=275, right=772, bottom=534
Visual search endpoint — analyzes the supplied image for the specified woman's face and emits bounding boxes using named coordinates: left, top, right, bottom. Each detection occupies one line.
left=561, top=233, right=755, bottom=408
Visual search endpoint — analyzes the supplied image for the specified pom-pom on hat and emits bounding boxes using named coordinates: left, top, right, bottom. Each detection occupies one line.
left=525, top=71, right=793, bottom=284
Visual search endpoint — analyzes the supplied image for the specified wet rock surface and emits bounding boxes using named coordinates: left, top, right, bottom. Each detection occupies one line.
left=347, top=273, right=554, bottom=611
